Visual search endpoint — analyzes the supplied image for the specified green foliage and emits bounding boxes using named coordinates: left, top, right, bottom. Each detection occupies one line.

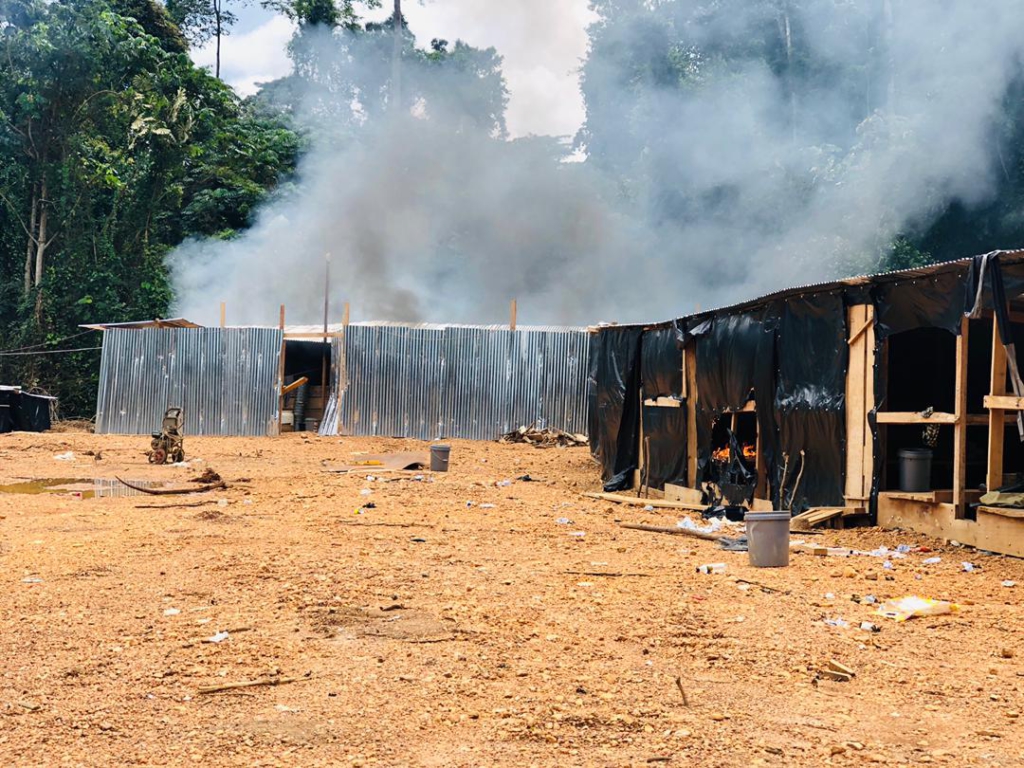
left=0, top=0, right=298, bottom=415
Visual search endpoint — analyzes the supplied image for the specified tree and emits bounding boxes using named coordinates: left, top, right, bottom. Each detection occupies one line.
left=0, top=0, right=299, bottom=414
left=166, top=0, right=244, bottom=77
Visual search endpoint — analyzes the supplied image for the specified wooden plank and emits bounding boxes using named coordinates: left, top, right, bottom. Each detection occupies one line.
left=281, top=376, right=309, bottom=396
left=885, top=490, right=954, bottom=504
left=985, top=395, right=1024, bottom=411
left=685, top=344, right=698, bottom=488
left=644, top=397, right=682, bottom=408
left=954, top=316, right=969, bottom=518
left=878, top=495, right=1024, bottom=558
left=978, top=505, right=1024, bottom=519
left=875, top=411, right=957, bottom=424
left=989, top=318, right=1007, bottom=492
left=279, top=304, right=286, bottom=331
left=845, top=305, right=867, bottom=502
left=583, top=492, right=706, bottom=512
left=343, top=302, right=351, bottom=328
left=847, top=313, right=873, bottom=346
left=283, top=332, right=347, bottom=339
left=219, top=302, right=226, bottom=328
left=510, top=299, right=517, bottom=332
left=664, top=483, right=703, bottom=504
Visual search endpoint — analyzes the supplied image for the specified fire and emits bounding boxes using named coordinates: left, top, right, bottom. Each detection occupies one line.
left=712, top=443, right=757, bottom=462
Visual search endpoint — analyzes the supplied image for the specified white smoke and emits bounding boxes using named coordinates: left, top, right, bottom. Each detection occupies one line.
left=170, top=1, right=1024, bottom=326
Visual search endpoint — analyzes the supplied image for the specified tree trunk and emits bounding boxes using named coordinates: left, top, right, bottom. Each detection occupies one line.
left=24, top=185, right=37, bottom=295
left=391, top=0, right=402, bottom=112
left=215, top=0, right=222, bottom=79
left=34, top=179, right=48, bottom=288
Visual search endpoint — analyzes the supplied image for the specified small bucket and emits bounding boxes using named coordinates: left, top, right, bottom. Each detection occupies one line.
left=745, top=511, right=791, bottom=568
left=898, top=448, right=932, bottom=492
left=430, top=444, right=451, bottom=472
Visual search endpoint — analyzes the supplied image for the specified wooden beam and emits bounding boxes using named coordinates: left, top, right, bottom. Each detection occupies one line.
left=583, top=491, right=705, bottom=512
left=219, top=302, right=226, bottom=328
left=724, top=401, right=756, bottom=413
left=847, top=314, right=873, bottom=346
left=985, top=395, right=1024, bottom=411
left=685, top=343, right=698, bottom=488
left=510, top=299, right=517, bottom=332
left=989, top=317, right=1007, bottom=492
left=845, top=305, right=869, bottom=504
left=342, top=302, right=351, bottom=328
left=644, top=397, right=681, bottom=408
left=953, top=316, right=969, bottom=518
left=875, top=411, right=957, bottom=424
left=281, top=376, right=309, bottom=396
left=664, top=483, right=703, bottom=504
left=279, top=304, right=286, bottom=331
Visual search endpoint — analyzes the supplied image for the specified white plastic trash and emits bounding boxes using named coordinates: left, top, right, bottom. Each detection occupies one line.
left=745, top=511, right=791, bottom=568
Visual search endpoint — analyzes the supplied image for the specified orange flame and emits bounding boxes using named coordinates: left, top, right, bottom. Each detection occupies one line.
left=712, top=443, right=757, bottom=462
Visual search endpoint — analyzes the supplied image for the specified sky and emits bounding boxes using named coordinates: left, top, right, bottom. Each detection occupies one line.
left=191, top=0, right=596, bottom=138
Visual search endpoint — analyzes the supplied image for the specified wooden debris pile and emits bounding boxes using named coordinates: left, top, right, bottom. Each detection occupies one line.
left=499, top=425, right=587, bottom=448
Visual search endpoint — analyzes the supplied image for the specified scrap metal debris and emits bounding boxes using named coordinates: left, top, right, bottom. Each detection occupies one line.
left=499, top=425, right=587, bottom=448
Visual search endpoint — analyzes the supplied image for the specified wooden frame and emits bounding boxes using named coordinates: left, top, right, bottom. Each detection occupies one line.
left=953, top=316, right=969, bottom=518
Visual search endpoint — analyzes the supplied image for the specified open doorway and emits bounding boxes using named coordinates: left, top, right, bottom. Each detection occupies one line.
left=281, top=340, right=331, bottom=432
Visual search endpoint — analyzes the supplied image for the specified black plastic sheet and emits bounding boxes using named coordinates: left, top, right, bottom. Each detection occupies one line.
left=641, top=405, right=687, bottom=489
left=588, top=327, right=642, bottom=491
left=641, top=326, right=683, bottom=399
left=874, top=268, right=968, bottom=339
left=15, top=392, right=52, bottom=432
left=773, top=294, right=848, bottom=509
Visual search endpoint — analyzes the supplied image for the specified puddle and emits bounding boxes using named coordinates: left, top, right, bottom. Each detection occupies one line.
left=0, top=478, right=162, bottom=499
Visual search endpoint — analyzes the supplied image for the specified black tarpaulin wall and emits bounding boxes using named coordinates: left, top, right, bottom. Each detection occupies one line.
left=639, top=324, right=687, bottom=489
left=775, top=294, right=848, bottom=509
left=0, top=389, right=53, bottom=433
left=15, top=392, right=52, bottom=432
left=642, top=406, right=687, bottom=488
left=641, top=326, right=683, bottom=399
left=588, top=327, right=642, bottom=491
left=693, top=309, right=777, bottom=487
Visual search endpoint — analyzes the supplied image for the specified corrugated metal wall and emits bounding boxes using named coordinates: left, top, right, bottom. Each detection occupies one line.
left=325, top=325, right=590, bottom=441
left=95, top=328, right=283, bottom=436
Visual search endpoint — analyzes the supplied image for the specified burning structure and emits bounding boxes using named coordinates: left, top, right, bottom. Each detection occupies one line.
left=588, top=250, right=1024, bottom=557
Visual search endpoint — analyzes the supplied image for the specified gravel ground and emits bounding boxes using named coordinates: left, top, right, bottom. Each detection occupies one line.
left=0, top=430, right=1022, bottom=767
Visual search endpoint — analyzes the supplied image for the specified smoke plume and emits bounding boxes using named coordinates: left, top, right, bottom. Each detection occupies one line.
left=170, top=2, right=1024, bottom=326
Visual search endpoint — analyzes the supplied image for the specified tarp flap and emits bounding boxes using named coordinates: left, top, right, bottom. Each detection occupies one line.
left=588, top=327, right=642, bottom=491
left=641, top=327, right=683, bottom=399
left=774, top=294, right=848, bottom=509
left=874, top=268, right=968, bottom=339
left=642, top=406, right=687, bottom=490
left=695, top=312, right=762, bottom=413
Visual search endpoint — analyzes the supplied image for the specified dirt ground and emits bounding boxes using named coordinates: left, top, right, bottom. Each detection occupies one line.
left=1, top=431, right=1023, bottom=767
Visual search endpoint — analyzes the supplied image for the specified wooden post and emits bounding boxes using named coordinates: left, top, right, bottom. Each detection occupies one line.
left=988, top=318, right=1007, bottom=492
left=510, top=299, right=518, bottom=332
left=685, top=343, right=698, bottom=488
left=276, top=304, right=287, bottom=435
left=953, top=315, right=970, bottom=518
left=845, top=304, right=875, bottom=505
left=342, top=302, right=351, bottom=328
left=219, top=302, right=226, bottom=328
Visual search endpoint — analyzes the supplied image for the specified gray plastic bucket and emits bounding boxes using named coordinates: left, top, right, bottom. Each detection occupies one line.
left=898, top=448, right=932, bottom=492
left=430, top=444, right=451, bottom=472
left=745, top=512, right=791, bottom=568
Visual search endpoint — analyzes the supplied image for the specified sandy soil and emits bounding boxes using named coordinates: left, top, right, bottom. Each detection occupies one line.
left=0, top=431, right=1022, bottom=767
